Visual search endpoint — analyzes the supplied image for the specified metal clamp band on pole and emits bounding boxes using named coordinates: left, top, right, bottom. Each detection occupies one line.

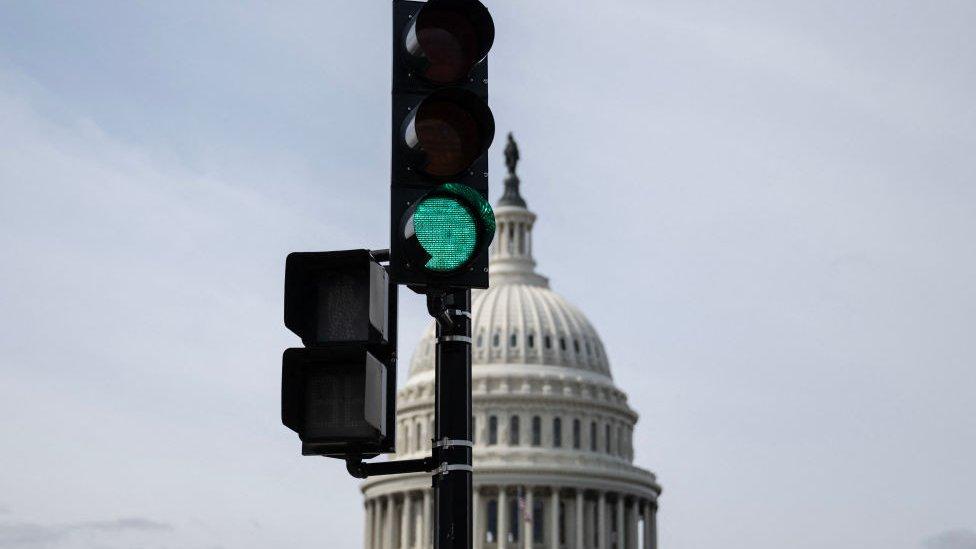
left=433, top=438, right=474, bottom=449
left=446, top=309, right=472, bottom=319
left=437, top=335, right=472, bottom=344
left=432, top=462, right=474, bottom=477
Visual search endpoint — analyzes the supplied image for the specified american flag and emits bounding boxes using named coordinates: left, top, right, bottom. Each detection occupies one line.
left=517, top=487, right=532, bottom=525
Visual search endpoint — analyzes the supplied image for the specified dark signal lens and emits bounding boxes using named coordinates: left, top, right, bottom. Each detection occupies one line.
left=415, top=100, right=480, bottom=177
left=417, top=11, right=479, bottom=84
left=404, top=88, right=495, bottom=178
left=404, top=0, right=494, bottom=85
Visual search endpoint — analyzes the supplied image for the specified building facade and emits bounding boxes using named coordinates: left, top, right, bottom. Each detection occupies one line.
left=362, top=136, right=661, bottom=549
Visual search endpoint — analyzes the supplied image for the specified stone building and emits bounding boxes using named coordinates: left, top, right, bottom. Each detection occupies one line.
left=361, top=136, right=661, bottom=549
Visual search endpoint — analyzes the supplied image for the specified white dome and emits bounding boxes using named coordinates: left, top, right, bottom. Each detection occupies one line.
left=408, top=282, right=612, bottom=379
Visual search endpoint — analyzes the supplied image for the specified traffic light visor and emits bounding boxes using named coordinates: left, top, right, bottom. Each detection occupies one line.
left=404, top=88, right=495, bottom=178
left=402, top=183, right=495, bottom=274
left=405, top=0, right=494, bottom=84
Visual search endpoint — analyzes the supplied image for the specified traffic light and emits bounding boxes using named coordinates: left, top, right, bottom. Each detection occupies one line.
left=390, top=0, right=496, bottom=289
left=281, top=250, right=397, bottom=458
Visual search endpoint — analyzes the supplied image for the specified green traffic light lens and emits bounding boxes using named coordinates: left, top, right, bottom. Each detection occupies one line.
left=412, top=196, right=478, bottom=272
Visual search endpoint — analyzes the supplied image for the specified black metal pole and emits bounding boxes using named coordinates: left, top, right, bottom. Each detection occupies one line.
left=432, top=288, right=472, bottom=549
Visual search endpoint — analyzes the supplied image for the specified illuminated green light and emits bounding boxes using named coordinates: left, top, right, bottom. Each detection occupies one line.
left=412, top=196, right=478, bottom=272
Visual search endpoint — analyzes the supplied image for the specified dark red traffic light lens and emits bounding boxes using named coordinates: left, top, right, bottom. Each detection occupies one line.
left=404, top=88, right=495, bottom=178
left=405, top=0, right=494, bottom=85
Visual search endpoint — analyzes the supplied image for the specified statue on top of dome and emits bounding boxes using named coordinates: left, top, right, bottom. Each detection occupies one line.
left=499, top=132, right=527, bottom=208
left=504, top=132, right=519, bottom=176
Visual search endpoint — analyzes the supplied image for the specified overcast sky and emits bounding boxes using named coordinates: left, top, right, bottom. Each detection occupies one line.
left=2, top=1, right=975, bottom=548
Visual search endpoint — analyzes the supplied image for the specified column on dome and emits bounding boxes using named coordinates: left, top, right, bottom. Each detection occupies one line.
left=597, top=492, right=606, bottom=549
left=524, top=488, right=534, bottom=549
left=649, top=502, right=658, bottom=549
left=549, top=489, right=559, bottom=549
left=616, top=497, right=624, bottom=549
left=498, top=486, right=508, bottom=549
left=627, top=499, right=638, bottom=549
left=401, top=493, right=411, bottom=549
left=575, top=490, right=584, bottom=549
left=473, top=487, right=482, bottom=549
left=422, top=491, right=431, bottom=549
left=373, top=499, right=382, bottom=549
left=641, top=501, right=651, bottom=549
left=364, top=499, right=372, bottom=549
left=383, top=496, right=394, bottom=549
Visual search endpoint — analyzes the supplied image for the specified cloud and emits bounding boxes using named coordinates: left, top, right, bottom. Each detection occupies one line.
left=924, top=530, right=976, bottom=549
left=0, top=517, right=172, bottom=548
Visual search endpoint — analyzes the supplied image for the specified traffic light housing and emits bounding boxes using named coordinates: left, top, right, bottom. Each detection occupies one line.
left=281, top=250, right=397, bottom=458
left=391, top=0, right=496, bottom=289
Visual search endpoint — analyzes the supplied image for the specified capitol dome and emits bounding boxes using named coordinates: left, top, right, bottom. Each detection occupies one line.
left=361, top=135, right=660, bottom=549
left=408, top=278, right=613, bottom=379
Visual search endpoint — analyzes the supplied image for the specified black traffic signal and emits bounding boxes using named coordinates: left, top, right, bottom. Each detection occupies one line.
left=281, top=250, right=397, bottom=458
left=390, top=0, right=496, bottom=289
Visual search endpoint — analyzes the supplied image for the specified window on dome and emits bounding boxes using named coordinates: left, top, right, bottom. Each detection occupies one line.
left=559, top=338, right=566, bottom=351
left=544, top=335, right=552, bottom=349
left=509, top=415, right=520, bottom=446
left=416, top=422, right=422, bottom=450
left=572, top=419, right=581, bottom=449
left=493, top=332, right=500, bottom=347
left=486, top=499, right=498, bottom=543
left=488, top=415, right=498, bottom=445
left=617, top=425, right=625, bottom=456
left=573, top=339, right=580, bottom=354
left=509, top=498, right=520, bottom=542
left=531, top=416, right=541, bottom=446
left=510, top=333, right=517, bottom=347
left=553, top=417, right=562, bottom=448
left=477, top=332, right=484, bottom=347
left=605, top=423, right=612, bottom=454
left=590, top=421, right=597, bottom=451
left=472, top=415, right=477, bottom=444
left=558, top=496, right=567, bottom=544
left=528, top=333, right=535, bottom=348
left=585, top=340, right=591, bottom=355
left=532, top=499, right=544, bottom=542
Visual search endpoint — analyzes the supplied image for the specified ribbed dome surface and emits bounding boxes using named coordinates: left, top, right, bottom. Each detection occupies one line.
left=407, top=283, right=612, bottom=378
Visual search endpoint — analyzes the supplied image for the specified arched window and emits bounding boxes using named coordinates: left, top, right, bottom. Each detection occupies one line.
left=510, top=333, right=517, bottom=347
left=553, top=417, right=562, bottom=448
left=544, top=335, right=552, bottom=349
left=509, top=416, right=520, bottom=446
left=590, top=421, right=597, bottom=451
left=488, top=415, right=498, bottom=445
left=572, top=419, right=581, bottom=449
left=605, top=423, right=612, bottom=454
left=416, top=421, right=422, bottom=450
left=531, top=416, right=541, bottom=446
left=559, top=337, right=566, bottom=351
left=573, top=339, right=580, bottom=353
left=528, top=333, right=535, bottom=348
left=493, top=332, right=500, bottom=347
left=617, top=425, right=625, bottom=456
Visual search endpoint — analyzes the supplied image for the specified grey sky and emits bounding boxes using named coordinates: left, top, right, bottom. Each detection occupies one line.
left=1, top=1, right=974, bottom=548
